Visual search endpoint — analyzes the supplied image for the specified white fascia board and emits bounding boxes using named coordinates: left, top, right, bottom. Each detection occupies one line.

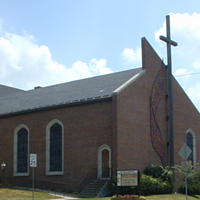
left=112, top=69, right=146, bottom=95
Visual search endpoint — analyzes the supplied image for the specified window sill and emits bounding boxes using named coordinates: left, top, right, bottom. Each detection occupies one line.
left=14, top=172, right=29, bottom=177
left=46, top=171, right=63, bottom=176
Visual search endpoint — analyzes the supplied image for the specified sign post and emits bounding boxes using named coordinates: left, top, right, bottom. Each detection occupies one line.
left=178, top=144, right=192, bottom=200
left=30, top=154, right=37, bottom=200
left=117, top=170, right=140, bottom=196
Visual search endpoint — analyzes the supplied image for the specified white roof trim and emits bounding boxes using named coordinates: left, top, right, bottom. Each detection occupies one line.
left=112, top=69, right=146, bottom=95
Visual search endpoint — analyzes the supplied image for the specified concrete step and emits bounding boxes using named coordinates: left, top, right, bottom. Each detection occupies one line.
left=79, top=180, right=107, bottom=198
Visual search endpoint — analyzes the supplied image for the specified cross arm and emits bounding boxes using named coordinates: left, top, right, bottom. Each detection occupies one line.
left=160, top=35, right=178, bottom=47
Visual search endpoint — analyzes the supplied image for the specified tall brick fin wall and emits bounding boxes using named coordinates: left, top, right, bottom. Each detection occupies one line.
left=142, top=37, right=200, bottom=170
left=141, top=37, right=163, bottom=71
left=141, top=37, right=168, bottom=166
left=116, top=37, right=168, bottom=172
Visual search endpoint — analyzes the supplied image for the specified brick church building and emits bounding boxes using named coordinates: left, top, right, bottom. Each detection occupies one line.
left=0, top=37, right=199, bottom=194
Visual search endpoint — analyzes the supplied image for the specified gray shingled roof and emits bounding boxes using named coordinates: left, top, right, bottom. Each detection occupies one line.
left=0, top=68, right=143, bottom=116
left=0, top=85, right=25, bottom=96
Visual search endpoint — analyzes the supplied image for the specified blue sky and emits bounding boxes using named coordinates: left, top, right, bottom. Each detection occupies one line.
left=0, top=1, right=200, bottom=111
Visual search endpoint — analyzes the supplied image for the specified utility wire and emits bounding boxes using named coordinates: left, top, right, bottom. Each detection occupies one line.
left=174, top=72, right=200, bottom=77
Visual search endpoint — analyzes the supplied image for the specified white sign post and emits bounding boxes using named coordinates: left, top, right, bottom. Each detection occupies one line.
left=30, top=154, right=37, bottom=167
left=178, top=144, right=192, bottom=200
left=117, top=170, right=140, bottom=196
left=117, top=170, right=139, bottom=186
left=30, top=154, right=37, bottom=200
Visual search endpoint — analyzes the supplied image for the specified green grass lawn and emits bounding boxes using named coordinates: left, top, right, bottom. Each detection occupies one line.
left=145, top=194, right=200, bottom=200
left=0, top=188, right=62, bottom=199
left=74, top=195, right=200, bottom=200
left=0, top=188, right=200, bottom=200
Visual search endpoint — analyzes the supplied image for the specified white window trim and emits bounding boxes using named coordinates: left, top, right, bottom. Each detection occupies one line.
left=14, top=124, right=29, bottom=176
left=186, top=128, right=196, bottom=167
left=46, top=119, right=64, bottom=175
left=97, top=144, right=111, bottom=179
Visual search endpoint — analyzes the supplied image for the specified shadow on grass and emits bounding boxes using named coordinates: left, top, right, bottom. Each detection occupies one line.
left=192, top=195, right=200, bottom=199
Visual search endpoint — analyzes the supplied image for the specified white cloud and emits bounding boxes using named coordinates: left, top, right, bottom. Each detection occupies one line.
left=193, top=60, right=200, bottom=69
left=186, top=82, right=200, bottom=111
left=155, top=12, right=200, bottom=39
left=0, top=18, right=2, bottom=34
left=0, top=31, right=112, bottom=90
left=155, top=12, right=200, bottom=111
left=173, top=68, right=190, bottom=79
left=155, top=12, right=200, bottom=59
left=122, top=48, right=141, bottom=63
left=89, top=58, right=112, bottom=75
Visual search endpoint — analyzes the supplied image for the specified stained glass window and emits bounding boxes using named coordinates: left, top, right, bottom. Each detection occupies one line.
left=187, top=132, right=193, bottom=165
left=50, top=123, right=62, bottom=171
left=17, top=128, right=28, bottom=173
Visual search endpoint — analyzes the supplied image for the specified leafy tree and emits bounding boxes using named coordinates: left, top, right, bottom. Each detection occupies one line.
left=174, top=163, right=199, bottom=183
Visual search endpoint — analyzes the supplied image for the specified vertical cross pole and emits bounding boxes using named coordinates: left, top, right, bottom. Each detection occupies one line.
left=160, top=15, right=178, bottom=167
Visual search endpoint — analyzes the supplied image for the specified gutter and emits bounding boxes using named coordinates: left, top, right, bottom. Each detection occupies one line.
left=0, top=95, right=112, bottom=118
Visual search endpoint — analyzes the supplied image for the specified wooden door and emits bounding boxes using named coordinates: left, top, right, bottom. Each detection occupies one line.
left=101, top=149, right=109, bottom=178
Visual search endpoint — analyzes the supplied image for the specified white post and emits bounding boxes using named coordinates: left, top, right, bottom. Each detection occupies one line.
left=32, top=167, right=34, bottom=200
left=185, top=140, right=188, bottom=200
left=30, top=154, right=37, bottom=200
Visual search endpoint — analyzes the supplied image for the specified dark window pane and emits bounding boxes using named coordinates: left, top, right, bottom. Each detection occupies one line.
left=187, top=132, right=193, bottom=165
left=17, top=128, right=28, bottom=173
left=50, top=123, right=62, bottom=171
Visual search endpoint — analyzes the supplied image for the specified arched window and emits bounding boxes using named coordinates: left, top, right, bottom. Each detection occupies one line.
left=14, top=125, right=29, bottom=176
left=46, top=119, right=64, bottom=175
left=186, top=129, right=196, bottom=166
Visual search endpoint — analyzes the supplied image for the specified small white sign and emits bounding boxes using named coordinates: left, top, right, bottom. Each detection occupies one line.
left=30, top=154, right=37, bottom=167
left=178, top=143, right=192, bottom=161
left=117, top=170, right=138, bottom=186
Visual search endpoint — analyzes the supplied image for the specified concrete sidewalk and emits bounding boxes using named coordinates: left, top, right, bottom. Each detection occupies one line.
left=14, top=187, right=80, bottom=200
left=45, top=191, right=80, bottom=200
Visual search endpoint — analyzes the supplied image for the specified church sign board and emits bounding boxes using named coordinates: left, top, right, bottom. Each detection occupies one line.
left=117, top=170, right=139, bottom=186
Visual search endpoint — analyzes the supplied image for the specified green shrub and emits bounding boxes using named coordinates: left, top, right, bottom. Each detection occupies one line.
left=174, top=164, right=198, bottom=183
left=54, top=188, right=64, bottom=193
left=140, top=164, right=174, bottom=195
left=144, top=164, right=174, bottom=183
left=178, top=182, right=200, bottom=195
left=140, top=174, right=173, bottom=195
left=111, top=165, right=174, bottom=196
left=174, top=163, right=200, bottom=195
left=66, top=189, right=74, bottom=193
left=144, top=164, right=164, bottom=178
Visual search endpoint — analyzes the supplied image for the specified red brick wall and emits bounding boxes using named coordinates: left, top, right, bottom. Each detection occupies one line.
left=0, top=100, right=113, bottom=190
left=115, top=37, right=200, bottom=175
left=173, top=78, right=200, bottom=166
left=115, top=38, right=168, bottom=172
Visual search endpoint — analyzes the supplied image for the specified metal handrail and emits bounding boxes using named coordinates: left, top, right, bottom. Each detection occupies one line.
left=79, top=168, right=97, bottom=191
left=79, top=167, right=112, bottom=192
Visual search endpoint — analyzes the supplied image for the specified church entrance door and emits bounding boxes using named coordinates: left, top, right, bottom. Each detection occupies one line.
left=101, top=149, right=109, bottom=178
left=98, top=144, right=111, bottom=179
